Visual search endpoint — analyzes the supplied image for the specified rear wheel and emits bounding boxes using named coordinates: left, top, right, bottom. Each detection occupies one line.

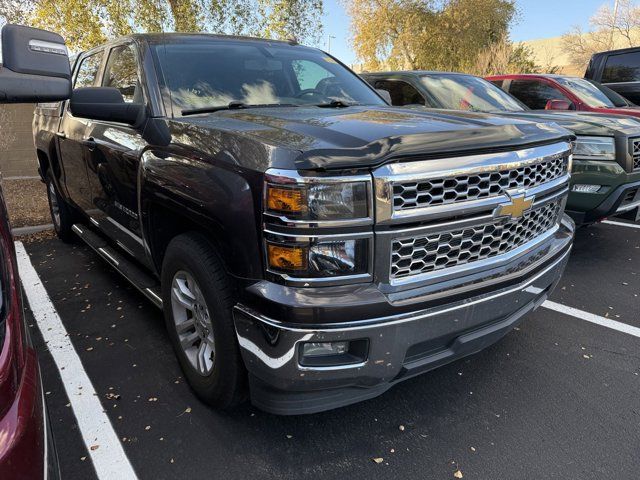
left=45, top=172, right=76, bottom=242
left=161, top=233, right=246, bottom=409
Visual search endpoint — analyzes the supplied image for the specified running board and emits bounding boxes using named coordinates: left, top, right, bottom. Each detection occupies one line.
left=71, top=224, right=163, bottom=309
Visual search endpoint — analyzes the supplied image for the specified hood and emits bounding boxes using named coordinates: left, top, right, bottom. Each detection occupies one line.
left=498, top=110, right=640, bottom=137
left=180, top=105, right=571, bottom=170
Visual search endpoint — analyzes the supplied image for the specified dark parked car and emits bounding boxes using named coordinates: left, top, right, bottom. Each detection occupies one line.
left=33, top=33, right=575, bottom=415
left=585, top=47, right=640, bottom=105
left=362, top=71, right=640, bottom=224
left=0, top=24, right=70, bottom=480
left=486, top=73, right=640, bottom=119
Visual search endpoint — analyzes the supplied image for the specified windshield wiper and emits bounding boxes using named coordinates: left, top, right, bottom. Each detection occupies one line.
left=182, top=102, right=299, bottom=116
left=315, top=100, right=359, bottom=108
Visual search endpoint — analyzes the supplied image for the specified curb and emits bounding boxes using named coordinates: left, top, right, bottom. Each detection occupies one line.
left=12, top=224, right=54, bottom=236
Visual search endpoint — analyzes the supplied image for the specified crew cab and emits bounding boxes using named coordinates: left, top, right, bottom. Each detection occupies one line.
left=585, top=47, right=640, bottom=105
left=362, top=71, right=640, bottom=224
left=33, top=34, right=575, bottom=415
left=487, top=73, right=640, bottom=119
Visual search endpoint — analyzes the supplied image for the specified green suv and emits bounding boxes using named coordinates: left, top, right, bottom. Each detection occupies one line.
left=362, top=71, right=640, bottom=224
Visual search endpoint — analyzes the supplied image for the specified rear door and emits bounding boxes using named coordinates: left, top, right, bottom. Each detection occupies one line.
left=599, top=50, right=640, bottom=105
left=85, top=42, right=149, bottom=263
left=57, top=50, right=104, bottom=212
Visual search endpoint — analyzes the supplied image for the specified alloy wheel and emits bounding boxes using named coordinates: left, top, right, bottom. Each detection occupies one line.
left=170, top=270, right=216, bottom=376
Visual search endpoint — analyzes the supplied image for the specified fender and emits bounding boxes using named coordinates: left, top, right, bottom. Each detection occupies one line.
left=138, top=149, right=265, bottom=281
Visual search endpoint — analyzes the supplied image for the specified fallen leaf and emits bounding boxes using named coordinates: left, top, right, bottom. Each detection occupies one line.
left=454, top=470, right=463, bottom=478
left=372, top=457, right=384, bottom=464
left=90, top=445, right=99, bottom=451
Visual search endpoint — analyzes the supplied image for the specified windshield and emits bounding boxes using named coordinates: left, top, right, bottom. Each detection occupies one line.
left=420, top=74, right=526, bottom=113
left=555, top=77, right=619, bottom=108
left=152, top=40, right=385, bottom=114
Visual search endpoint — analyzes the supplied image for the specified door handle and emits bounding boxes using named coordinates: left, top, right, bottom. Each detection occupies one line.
left=55, top=132, right=66, bottom=139
left=82, top=137, right=97, bottom=151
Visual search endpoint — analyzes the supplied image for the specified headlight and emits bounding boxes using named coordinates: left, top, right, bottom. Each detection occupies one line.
left=264, top=169, right=373, bottom=285
left=266, top=237, right=370, bottom=279
left=573, top=136, right=615, bottom=160
left=265, top=173, right=370, bottom=222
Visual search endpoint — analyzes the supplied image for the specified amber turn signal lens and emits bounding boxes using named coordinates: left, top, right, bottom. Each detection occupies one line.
left=267, top=186, right=306, bottom=214
left=267, top=244, right=308, bottom=271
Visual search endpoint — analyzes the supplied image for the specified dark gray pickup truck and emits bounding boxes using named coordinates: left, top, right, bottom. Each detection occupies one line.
left=33, top=33, right=574, bottom=414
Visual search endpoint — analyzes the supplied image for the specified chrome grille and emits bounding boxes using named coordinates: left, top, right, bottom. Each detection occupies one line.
left=393, top=155, right=567, bottom=211
left=390, top=201, right=562, bottom=279
left=633, top=139, right=640, bottom=170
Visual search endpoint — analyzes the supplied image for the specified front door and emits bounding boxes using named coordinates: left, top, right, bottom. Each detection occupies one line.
left=85, top=43, right=149, bottom=263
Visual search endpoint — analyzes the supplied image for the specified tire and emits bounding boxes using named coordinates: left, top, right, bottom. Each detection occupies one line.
left=161, top=232, right=247, bottom=409
left=45, top=171, right=76, bottom=243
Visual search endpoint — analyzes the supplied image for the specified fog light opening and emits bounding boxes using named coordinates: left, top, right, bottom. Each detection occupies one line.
left=299, top=339, right=368, bottom=367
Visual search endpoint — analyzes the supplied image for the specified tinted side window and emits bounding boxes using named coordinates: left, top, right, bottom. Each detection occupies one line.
left=488, top=79, right=503, bottom=88
left=602, top=51, right=640, bottom=83
left=102, top=45, right=140, bottom=103
left=509, top=80, right=570, bottom=110
left=374, top=79, right=425, bottom=106
left=74, top=52, right=103, bottom=88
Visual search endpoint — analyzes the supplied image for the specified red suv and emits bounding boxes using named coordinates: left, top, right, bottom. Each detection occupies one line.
left=487, top=74, right=640, bottom=118
left=0, top=24, right=71, bottom=479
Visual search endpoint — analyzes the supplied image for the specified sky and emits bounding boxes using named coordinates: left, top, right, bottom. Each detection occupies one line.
left=323, top=0, right=616, bottom=67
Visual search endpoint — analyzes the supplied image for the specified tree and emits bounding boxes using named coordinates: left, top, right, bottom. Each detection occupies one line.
left=470, top=37, right=539, bottom=76
left=345, top=0, right=432, bottom=71
left=0, top=0, right=323, bottom=51
left=562, top=0, right=640, bottom=71
left=345, top=0, right=520, bottom=72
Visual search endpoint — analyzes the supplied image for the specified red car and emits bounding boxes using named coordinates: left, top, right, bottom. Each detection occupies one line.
left=487, top=73, right=640, bottom=118
left=0, top=24, right=71, bottom=479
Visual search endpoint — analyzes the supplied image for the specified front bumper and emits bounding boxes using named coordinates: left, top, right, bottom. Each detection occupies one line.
left=566, top=179, right=640, bottom=224
left=234, top=217, right=574, bottom=415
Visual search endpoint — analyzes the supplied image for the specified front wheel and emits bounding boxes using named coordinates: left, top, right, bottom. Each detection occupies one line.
left=161, top=233, right=247, bottom=409
left=45, top=172, right=76, bottom=242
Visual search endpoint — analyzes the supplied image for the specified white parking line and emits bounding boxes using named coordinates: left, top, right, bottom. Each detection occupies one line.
left=15, top=242, right=138, bottom=480
left=543, top=300, right=640, bottom=338
left=602, top=220, right=640, bottom=230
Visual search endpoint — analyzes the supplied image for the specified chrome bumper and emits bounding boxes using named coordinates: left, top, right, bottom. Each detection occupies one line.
left=233, top=218, right=573, bottom=415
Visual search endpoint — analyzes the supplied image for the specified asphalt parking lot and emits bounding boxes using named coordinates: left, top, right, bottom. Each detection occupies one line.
left=16, top=219, right=640, bottom=480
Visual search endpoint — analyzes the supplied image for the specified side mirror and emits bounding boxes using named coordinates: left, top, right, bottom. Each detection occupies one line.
left=0, top=24, right=71, bottom=103
left=70, top=87, right=144, bottom=125
left=376, top=88, right=392, bottom=105
left=545, top=99, right=573, bottom=111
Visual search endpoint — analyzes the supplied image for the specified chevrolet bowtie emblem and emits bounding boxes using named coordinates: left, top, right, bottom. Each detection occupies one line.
left=494, top=193, right=535, bottom=219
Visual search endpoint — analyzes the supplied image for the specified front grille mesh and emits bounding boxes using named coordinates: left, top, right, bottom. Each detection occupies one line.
left=390, top=201, right=562, bottom=279
left=392, top=155, right=567, bottom=211
left=632, top=139, right=640, bottom=170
